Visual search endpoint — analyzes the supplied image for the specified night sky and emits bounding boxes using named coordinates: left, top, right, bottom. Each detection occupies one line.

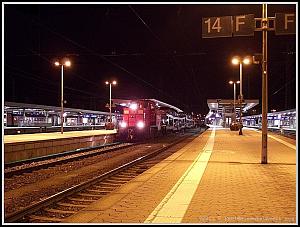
left=4, top=3, right=296, bottom=115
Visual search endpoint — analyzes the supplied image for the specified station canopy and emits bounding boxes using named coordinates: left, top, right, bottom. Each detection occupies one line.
left=4, top=101, right=112, bottom=116
left=207, top=99, right=259, bottom=115
left=112, top=99, right=184, bottom=113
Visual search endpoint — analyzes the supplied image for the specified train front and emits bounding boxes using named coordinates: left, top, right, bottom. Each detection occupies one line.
left=118, top=102, right=148, bottom=141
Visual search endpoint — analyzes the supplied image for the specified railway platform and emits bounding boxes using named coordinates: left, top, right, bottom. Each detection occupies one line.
left=64, top=127, right=297, bottom=224
left=4, top=129, right=117, bottom=163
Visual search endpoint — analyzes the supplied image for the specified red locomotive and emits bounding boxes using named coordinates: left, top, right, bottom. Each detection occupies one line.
left=113, top=98, right=195, bottom=141
left=114, top=99, right=165, bottom=140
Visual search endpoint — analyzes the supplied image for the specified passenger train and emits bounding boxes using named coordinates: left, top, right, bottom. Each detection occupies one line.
left=4, top=101, right=119, bottom=134
left=242, top=109, right=296, bottom=138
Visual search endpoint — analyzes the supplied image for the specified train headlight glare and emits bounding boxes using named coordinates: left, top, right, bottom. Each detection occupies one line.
left=137, top=121, right=145, bottom=129
left=120, top=122, right=127, bottom=128
left=130, top=103, right=138, bottom=110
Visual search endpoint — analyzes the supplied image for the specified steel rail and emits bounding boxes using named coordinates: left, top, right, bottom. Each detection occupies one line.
left=5, top=142, right=133, bottom=178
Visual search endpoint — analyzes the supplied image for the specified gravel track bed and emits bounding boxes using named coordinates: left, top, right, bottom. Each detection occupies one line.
left=4, top=143, right=131, bottom=175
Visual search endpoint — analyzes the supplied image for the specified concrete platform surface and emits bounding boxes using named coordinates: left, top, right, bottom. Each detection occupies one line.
left=63, top=128, right=296, bottom=224
left=4, top=129, right=117, bottom=144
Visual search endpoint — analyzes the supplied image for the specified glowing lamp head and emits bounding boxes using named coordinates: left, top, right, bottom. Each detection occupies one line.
left=65, top=60, right=71, bottom=67
left=229, top=81, right=240, bottom=85
left=137, top=121, right=145, bottom=129
left=105, top=81, right=109, bottom=85
left=112, top=80, right=117, bottom=85
left=120, top=121, right=127, bottom=128
left=130, top=103, right=138, bottom=110
left=243, top=57, right=251, bottom=65
left=54, top=61, right=60, bottom=66
left=231, top=57, right=240, bottom=65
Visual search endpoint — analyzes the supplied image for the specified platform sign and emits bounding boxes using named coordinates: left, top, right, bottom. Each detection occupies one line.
left=202, top=16, right=232, bottom=38
left=233, top=14, right=255, bottom=36
left=275, top=13, right=296, bottom=35
left=202, top=13, right=295, bottom=38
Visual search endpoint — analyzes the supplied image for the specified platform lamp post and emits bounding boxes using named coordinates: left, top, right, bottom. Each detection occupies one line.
left=231, top=56, right=251, bottom=135
left=105, top=80, right=117, bottom=125
left=55, top=59, right=71, bottom=134
left=229, top=80, right=240, bottom=124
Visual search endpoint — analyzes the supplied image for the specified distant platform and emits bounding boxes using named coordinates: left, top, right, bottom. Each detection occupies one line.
left=4, top=129, right=117, bottom=144
left=4, top=129, right=118, bottom=163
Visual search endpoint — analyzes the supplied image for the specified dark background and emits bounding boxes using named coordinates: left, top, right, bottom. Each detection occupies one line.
left=4, top=3, right=296, bottom=115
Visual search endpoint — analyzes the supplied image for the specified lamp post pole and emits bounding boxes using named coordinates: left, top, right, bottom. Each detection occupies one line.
left=233, top=82, right=236, bottom=122
left=61, top=64, right=64, bottom=134
left=239, top=62, right=243, bottom=100
left=109, top=82, right=112, bottom=123
left=261, top=3, right=268, bottom=164
left=105, top=80, right=117, bottom=128
left=55, top=59, right=71, bottom=134
left=229, top=81, right=239, bottom=124
left=239, top=62, right=243, bottom=135
left=232, top=56, right=250, bottom=135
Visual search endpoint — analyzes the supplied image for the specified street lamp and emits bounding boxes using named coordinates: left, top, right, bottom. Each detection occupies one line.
left=105, top=80, right=117, bottom=127
left=231, top=56, right=251, bottom=135
left=54, top=59, right=71, bottom=134
left=229, top=80, right=240, bottom=124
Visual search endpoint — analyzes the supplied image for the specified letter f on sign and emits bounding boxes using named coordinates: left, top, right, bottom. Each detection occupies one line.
left=285, top=14, right=294, bottom=30
left=236, top=15, right=246, bottom=32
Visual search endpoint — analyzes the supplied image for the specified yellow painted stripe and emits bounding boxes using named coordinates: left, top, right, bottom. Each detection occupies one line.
left=267, top=135, right=296, bottom=150
left=144, top=128, right=216, bottom=223
left=253, top=129, right=296, bottom=150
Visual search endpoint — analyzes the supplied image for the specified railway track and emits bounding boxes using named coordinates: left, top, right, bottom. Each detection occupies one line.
left=269, top=128, right=296, bottom=140
left=5, top=130, right=202, bottom=223
left=4, top=142, right=134, bottom=178
left=245, top=126, right=296, bottom=140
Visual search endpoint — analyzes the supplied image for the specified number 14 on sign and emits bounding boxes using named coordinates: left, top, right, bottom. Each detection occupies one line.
left=205, top=17, right=222, bottom=33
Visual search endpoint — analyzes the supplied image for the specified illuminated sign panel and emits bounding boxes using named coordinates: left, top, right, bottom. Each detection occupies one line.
left=202, top=16, right=232, bottom=38
left=233, top=14, right=255, bottom=36
left=202, top=13, right=295, bottom=38
left=275, top=13, right=296, bottom=35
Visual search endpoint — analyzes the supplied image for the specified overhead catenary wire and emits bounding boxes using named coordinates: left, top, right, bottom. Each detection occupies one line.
left=5, top=67, right=107, bottom=101
left=27, top=15, right=177, bottom=105
left=27, top=49, right=105, bottom=89
left=128, top=5, right=193, bottom=109
left=270, top=77, right=296, bottom=96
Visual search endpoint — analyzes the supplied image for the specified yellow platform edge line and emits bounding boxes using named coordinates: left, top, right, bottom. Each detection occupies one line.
left=253, top=129, right=296, bottom=150
left=144, top=128, right=216, bottom=224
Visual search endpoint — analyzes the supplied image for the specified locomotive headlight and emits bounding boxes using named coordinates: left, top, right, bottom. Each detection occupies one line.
left=120, top=122, right=127, bottom=128
left=130, top=103, right=138, bottom=110
left=137, top=121, right=145, bottom=129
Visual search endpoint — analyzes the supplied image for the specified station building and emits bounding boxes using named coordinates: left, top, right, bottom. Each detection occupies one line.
left=205, top=99, right=259, bottom=127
